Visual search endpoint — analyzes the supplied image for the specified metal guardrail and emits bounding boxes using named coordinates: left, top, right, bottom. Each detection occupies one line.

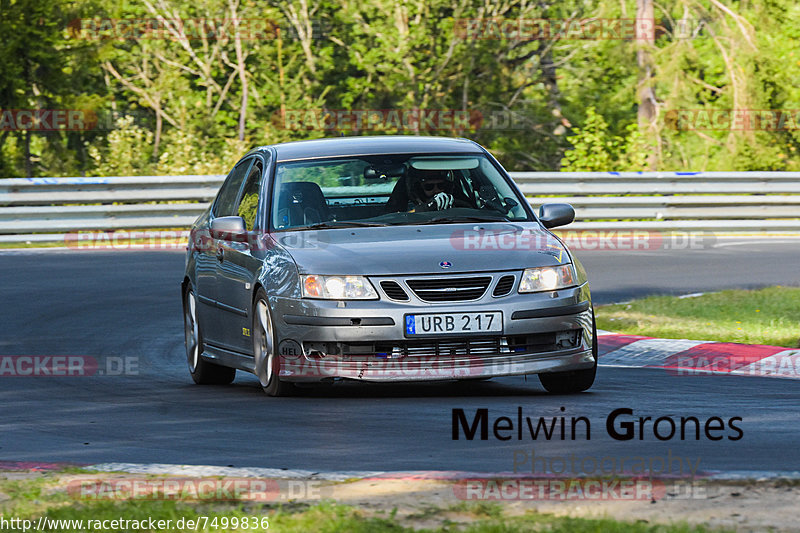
left=517, top=171, right=800, bottom=232
left=1, top=172, right=800, bottom=243
left=0, top=176, right=224, bottom=242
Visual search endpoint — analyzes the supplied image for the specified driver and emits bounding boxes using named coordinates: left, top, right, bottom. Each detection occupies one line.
left=406, top=168, right=455, bottom=211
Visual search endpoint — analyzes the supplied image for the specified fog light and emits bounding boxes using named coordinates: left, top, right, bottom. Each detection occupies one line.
left=304, top=342, right=335, bottom=359
left=555, top=330, right=581, bottom=349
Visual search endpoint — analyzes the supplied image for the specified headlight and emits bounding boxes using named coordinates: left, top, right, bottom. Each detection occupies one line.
left=518, top=264, right=576, bottom=293
left=302, top=275, right=378, bottom=299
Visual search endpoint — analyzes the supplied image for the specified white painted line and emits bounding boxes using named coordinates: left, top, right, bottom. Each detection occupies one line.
left=677, top=292, right=705, bottom=299
left=712, top=238, right=800, bottom=248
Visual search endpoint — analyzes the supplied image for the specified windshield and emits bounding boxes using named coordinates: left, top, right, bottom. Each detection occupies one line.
left=271, top=154, right=530, bottom=230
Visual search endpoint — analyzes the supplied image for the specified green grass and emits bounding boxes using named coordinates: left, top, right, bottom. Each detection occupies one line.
left=0, top=474, right=723, bottom=533
left=1, top=499, right=722, bottom=532
left=596, top=286, right=800, bottom=347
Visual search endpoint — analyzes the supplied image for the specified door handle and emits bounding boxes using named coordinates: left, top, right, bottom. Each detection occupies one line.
left=216, top=247, right=224, bottom=262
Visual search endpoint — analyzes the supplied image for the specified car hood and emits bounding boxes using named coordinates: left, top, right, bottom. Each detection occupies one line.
left=274, top=223, right=570, bottom=275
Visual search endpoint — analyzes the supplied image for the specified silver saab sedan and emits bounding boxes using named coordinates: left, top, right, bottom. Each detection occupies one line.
left=182, top=136, right=596, bottom=396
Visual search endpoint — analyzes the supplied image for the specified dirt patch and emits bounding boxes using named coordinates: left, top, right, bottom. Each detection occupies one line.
left=314, top=477, right=800, bottom=532
left=12, top=471, right=800, bottom=532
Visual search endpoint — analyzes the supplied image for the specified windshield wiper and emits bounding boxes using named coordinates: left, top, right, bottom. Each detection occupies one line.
left=304, top=221, right=389, bottom=229
left=418, top=215, right=511, bottom=225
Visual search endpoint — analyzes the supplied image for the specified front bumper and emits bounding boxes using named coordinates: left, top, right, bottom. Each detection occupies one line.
left=271, top=282, right=594, bottom=382
left=279, top=346, right=594, bottom=382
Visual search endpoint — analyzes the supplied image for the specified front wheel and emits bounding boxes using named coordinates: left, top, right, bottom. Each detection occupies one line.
left=538, top=311, right=597, bottom=394
left=184, top=287, right=236, bottom=385
left=253, top=289, right=293, bottom=397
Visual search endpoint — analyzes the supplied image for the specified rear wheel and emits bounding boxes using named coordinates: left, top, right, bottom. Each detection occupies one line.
left=538, top=311, right=597, bottom=394
left=184, top=288, right=236, bottom=385
left=253, top=289, right=293, bottom=397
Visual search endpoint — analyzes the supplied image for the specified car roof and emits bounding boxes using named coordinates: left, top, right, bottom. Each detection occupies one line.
left=248, top=136, right=485, bottom=162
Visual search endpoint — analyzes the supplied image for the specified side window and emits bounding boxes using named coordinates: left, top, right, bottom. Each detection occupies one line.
left=213, top=158, right=253, bottom=217
left=236, top=162, right=263, bottom=230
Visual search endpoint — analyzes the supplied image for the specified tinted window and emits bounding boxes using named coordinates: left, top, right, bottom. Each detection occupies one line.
left=213, top=158, right=253, bottom=217
left=236, top=162, right=263, bottom=230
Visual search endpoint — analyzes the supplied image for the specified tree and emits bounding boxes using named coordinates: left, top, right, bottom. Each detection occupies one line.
left=0, top=0, right=104, bottom=177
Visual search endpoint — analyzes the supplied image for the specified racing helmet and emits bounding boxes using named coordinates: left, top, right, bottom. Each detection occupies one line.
left=406, top=167, right=454, bottom=201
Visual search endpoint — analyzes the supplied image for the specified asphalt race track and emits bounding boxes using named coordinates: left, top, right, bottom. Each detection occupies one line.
left=1, top=237, right=799, bottom=475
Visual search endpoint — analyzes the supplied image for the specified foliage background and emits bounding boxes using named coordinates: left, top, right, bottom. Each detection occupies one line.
left=1, top=0, right=797, bottom=176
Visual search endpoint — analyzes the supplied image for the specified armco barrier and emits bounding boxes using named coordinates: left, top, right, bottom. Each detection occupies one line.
left=0, top=175, right=224, bottom=243
left=1, top=171, right=799, bottom=243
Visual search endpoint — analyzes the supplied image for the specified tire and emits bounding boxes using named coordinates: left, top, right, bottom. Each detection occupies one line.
left=538, top=310, right=598, bottom=394
left=184, top=287, right=236, bottom=385
left=253, top=288, right=294, bottom=397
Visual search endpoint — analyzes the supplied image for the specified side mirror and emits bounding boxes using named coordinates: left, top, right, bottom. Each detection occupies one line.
left=538, top=203, right=575, bottom=229
left=210, top=216, right=248, bottom=241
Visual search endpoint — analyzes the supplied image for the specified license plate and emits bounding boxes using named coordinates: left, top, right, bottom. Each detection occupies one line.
left=405, top=312, right=502, bottom=336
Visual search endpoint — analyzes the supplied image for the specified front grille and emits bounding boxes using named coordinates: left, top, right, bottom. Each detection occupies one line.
left=380, top=280, right=409, bottom=301
left=406, top=276, right=491, bottom=302
left=400, top=337, right=501, bottom=357
left=337, top=331, right=581, bottom=358
left=493, top=275, right=515, bottom=297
